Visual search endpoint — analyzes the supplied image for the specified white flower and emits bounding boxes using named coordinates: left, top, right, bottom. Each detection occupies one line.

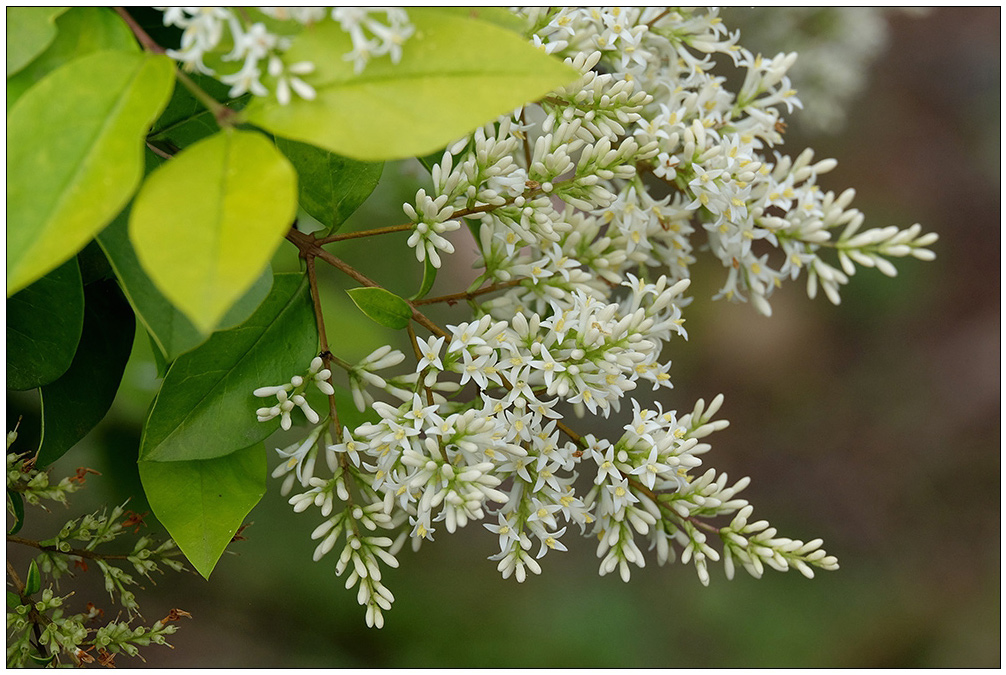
left=274, top=425, right=324, bottom=484
left=485, top=512, right=520, bottom=553
left=414, top=335, right=445, bottom=372
left=536, top=526, right=568, bottom=559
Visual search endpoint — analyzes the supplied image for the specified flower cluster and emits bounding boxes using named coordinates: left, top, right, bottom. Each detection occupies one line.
left=404, top=7, right=936, bottom=317
left=246, top=7, right=932, bottom=628
left=159, top=7, right=413, bottom=103
left=722, top=8, right=923, bottom=133
left=254, top=355, right=335, bottom=430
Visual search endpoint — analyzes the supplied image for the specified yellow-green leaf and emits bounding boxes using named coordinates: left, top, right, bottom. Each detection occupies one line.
left=6, top=50, right=175, bottom=295
left=243, top=8, right=579, bottom=160
left=7, top=7, right=138, bottom=109
left=6, top=7, right=68, bottom=77
left=129, top=129, right=297, bottom=334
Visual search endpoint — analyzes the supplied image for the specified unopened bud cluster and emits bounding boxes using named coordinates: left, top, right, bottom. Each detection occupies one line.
left=254, top=356, right=335, bottom=431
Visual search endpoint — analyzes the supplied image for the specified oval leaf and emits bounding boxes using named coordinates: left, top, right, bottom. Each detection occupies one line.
left=347, top=286, right=413, bottom=330
left=6, top=258, right=84, bottom=391
left=36, top=279, right=135, bottom=467
left=6, top=50, right=175, bottom=296
left=274, top=136, right=383, bottom=234
left=243, top=8, right=579, bottom=160
left=98, top=206, right=273, bottom=362
left=139, top=273, right=318, bottom=463
left=129, top=129, right=297, bottom=334
left=139, top=443, right=265, bottom=579
left=5, top=7, right=68, bottom=77
left=7, top=7, right=138, bottom=109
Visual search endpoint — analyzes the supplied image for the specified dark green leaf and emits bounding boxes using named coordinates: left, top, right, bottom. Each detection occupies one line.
left=148, top=71, right=251, bottom=152
left=149, top=332, right=169, bottom=379
left=139, top=442, right=265, bottom=579
left=5, top=7, right=69, bottom=77
left=76, top=239, right=114, bottom=285
left=7, top=489, right=25, bottom=536
left=25, top=560, right=40, bottom=595
left=347, top=287, right=413, bottom=330
left=28, top=653, right=57, bottom=667
left=274, top=136, right=383, bottom=234
left=7, top=7, right=138, bottom=109
left=466, top=218, right=484, bottom=249
left=36, top=279, right=135, bottom=467
left=411, top=257, right=439, bottom=301
left=6, top=50, right=175, bottom=295
left=98, top=208, right=273, bottom=362
left=6, top=590, right=23, bottom=608
left=6, top=258, right=84, bottom=391
left=417, top=147, right=448, bottom=175
left=139, top=273, right=318, bottom=462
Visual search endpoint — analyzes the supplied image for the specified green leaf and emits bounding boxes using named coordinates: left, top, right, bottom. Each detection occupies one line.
left=25, top=560, right=40, bottom=595
left=438, top=7, right=528, bottom=33
left=274, top=136, right=383, bottom=234
left=7, top=590, right=23, bottom=608
left=5, top=7, right=68, bottom=77
left=6, top=258, right=84, bottom=391
left=7, top=489, right=25, bottom=536
left=139, top=443, right=265, bottom=579
left=411, top=257, right=439, bottom=301
left=76, top=239, right=114, bottom=286
left=6, top=50, right=175, bottom=296
left=36, top=279, right=135, bottom=467
left=243, top=8, right=579, bottom=160
left=98, top=208, right=273, bottom=362
left=148, top=72, right=251, bottom=153
left=129, top=129, right=297, bottom=334
left=139, top=273, right=318, bottom=462
left=7, top=7, right=138, bottom=109
left=347, top=287, right=413, bottom=330
left=28, top=653, right=56, bottom=667
left=417, top=148, right=446, bottom=175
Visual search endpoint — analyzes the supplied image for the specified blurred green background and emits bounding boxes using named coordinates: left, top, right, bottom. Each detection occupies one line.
left=7, top=8, right=999, bottom=668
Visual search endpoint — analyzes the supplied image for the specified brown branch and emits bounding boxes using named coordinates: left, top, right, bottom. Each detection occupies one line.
left=316, top=222, right=415, bottom=245
left=145, top=141, right=174, bottom=160
left=556, top=420, right=586, bottom=448
left=412, top=279, right=523, bottom=307
left=520, top=107, right=533, bottom=170
left=286, top=228, right=448, bottom=339
left=315, top=197, right=539, bottom=247
left=306, top=255, right=342, bottom=439
left=8, top=535, right=131, bottom=562
left=645, top=8, right=672, bottom=28
left=116, top=8, right=236, bottom=127
left=114, top=7, right=165, bottom=54
left=7, top=560, right=25, bottom=593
